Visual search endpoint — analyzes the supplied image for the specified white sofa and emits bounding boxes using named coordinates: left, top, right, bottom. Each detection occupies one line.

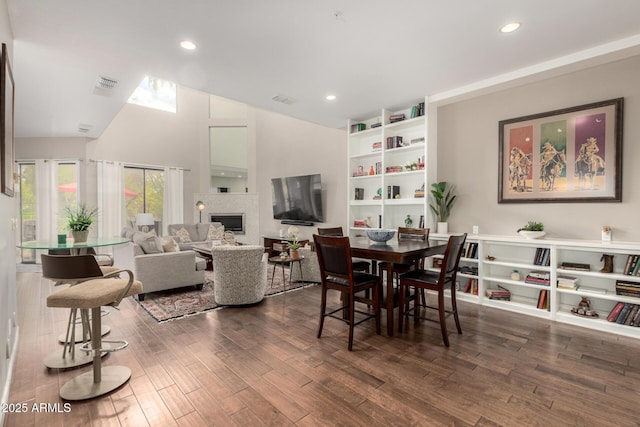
left=211, top=245, right=267, bottom=305
left=113, top=228, right=206, bottom=300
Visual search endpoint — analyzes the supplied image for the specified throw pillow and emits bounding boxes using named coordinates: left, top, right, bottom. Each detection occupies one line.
left=132, top=231, right=163, bottom=254
left=221, top=230, right=237, bottom=246
left=207, top=223, right=225, bottom=241
left=161, top=237, right=180, bottom=252
left=172, top=227, right=192, bottom=243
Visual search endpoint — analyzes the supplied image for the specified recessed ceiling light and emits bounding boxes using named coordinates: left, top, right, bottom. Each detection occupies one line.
left=180, top=40, right=197, bottom=50
left=326, top=94, right=336, bottom=101
left=500, top=22, right=521, bottom=33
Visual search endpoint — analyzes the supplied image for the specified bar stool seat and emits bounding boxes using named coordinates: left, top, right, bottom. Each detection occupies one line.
left=47, top=270, right=142, bottom=400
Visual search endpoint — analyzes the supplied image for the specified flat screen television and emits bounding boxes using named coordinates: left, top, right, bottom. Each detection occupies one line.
left=271, top=174, right=324, bottom=225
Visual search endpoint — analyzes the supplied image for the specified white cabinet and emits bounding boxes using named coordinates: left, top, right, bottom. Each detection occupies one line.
left=429, top=233, right=640, bottom=339
left=347, top=98, right=433, bottom=236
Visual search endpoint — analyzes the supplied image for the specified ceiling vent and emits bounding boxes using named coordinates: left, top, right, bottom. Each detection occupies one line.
left=272, top=94, right=296, bottom=105
left=93, top=76, right=118, bottom=96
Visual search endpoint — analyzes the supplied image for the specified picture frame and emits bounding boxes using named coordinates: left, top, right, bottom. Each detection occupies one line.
left=498, top=98, right=623, bottom=203
left=1, top=43, right=15, bottom=197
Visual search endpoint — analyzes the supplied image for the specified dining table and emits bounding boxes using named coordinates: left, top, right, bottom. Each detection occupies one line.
left=350, top=237, right=447, bottom=336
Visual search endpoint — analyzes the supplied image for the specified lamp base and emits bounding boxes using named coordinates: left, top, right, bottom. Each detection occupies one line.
left=141, top=226, right=149, bottom=233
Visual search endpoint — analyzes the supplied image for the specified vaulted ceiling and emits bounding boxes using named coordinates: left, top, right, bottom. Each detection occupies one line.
left=7, top=0, right=640, bottom=138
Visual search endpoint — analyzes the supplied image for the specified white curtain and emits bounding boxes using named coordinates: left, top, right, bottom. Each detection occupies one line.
left=35, top=159, right=57, bottom=242
left=163, top=167, right=184, bottom=234
left=97, top=161, right=125, bottom=237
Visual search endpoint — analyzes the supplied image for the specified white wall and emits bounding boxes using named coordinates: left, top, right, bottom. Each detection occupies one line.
left=438, top=54, right=640, bottom=241
left=0, top=0, right=18, bottom=416
left=255, top=108, right=347, bottom=242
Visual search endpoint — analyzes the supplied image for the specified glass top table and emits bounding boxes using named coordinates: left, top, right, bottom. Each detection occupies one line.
left=17, top=237, right=129, bottom=251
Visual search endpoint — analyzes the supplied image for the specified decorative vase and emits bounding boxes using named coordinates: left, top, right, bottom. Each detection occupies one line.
left=437, top=222, right=448, bottom=234
left=510, top=270, right=521, bottom=281
left=405, top=214, right=413, bottom=227
left=71, top=230, right=89, bottom=243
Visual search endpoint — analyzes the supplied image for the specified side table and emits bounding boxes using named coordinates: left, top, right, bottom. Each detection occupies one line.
left=269, top=255, right=304, bottom=291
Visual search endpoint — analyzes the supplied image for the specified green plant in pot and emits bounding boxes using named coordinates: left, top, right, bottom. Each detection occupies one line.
left=287, top=237, right=301, bottom=260
left=517, top=221, right=546, bottom=239
left=429, top=181, right=456, bottom=234
left=66, top=204, right=97, bottom=243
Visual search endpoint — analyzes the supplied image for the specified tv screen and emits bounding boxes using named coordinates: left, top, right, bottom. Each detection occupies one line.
left=271, top=174, right=324, bottom=224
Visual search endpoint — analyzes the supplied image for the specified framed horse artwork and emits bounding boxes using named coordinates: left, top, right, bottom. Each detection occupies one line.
left=498, top=98, right=623, bottom=203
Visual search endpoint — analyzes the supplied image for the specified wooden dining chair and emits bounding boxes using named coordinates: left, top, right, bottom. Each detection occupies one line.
left=317, top=226, right=371, bottom=273
left=313, top=234, right=381, bottom=351
left=378, top=227, right=430, bottom=281
left=398, top=233, right=467, bottom=347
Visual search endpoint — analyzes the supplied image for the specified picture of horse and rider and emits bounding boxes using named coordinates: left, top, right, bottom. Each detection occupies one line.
left=508, top=114, right=606, bottom=194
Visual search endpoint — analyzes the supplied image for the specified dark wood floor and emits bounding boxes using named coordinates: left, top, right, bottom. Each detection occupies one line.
left=5, top=271, right=640, bottom=426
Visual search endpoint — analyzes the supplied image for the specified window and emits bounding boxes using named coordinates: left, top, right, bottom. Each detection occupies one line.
left=124, top=167, right=164, bottom=232
left=127, top=76, right=176, bottom=113
left=18, top=163, right=36, bottom=263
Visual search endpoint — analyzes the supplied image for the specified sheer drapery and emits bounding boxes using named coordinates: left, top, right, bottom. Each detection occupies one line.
left=35, top=159, right=58, bottom=242
left=97, top=161, right=125, bottom=238
left=163, top=167, right=184, bottom=235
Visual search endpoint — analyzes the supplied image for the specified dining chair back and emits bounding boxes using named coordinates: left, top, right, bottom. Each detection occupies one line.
left=313, top=234, right=381, bottom=351
left=317, top=226, right=370, bottom=273
left=379, top=227, right=430, bottom=280
left=398, top=233, right=467, bottom=347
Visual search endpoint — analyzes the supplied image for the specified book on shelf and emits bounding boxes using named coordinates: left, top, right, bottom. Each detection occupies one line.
left=631, top=307, right=640, bottom=326
left=615, top=280, right=640, bottom=298
left=557, top=274, right=578, bottom=290
left=389, top=113, right=405, bottom=123
left=371, top=122, right=382, bottom=128
left=486, top=285, right=511, bottom=300
left=533, top=248, right=550, bottom=266
left=375, top=161, right=382, bottom=175
left=560, top=262, right=590, bottom=271
left=354, top=188, right=364, bottom=200
left=616, top=303, right=634, bottom=324
left=353, top=219, right=366, bottom=228
left=537, top=289, right=549, bottom=310
left=372, top=141, right=382, bottom=151
left=607, top=302, right=625, bottom=322
left=524, top=270, right=550, bottom=286
left=410, top=105, right=418, bottom=118
left=623, top=254, right=635, bottom=275
left=633, top=257, right=640, bottom=276
left=464, top=242, right=478, bottom=259
left=459, top=265, right=478, bottom=275
left=410, top=136, right=425, bottom=144
left=386, top=185, right=400, bottom=199
left=463, top=278, right=478, bottom=295
left=624, top=305, right=639, bottom=325
left=351, top=123, right=366, bottom=133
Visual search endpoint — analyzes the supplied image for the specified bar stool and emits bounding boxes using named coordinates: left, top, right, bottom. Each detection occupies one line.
left=40, top=254, right=120, bottom=369
left=46, top=264, right=142, bottom=400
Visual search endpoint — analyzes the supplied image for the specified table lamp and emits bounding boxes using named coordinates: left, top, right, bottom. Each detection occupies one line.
left=196, top=200, right=205, bottom=223
left=136, top=213, right=154, bottom=233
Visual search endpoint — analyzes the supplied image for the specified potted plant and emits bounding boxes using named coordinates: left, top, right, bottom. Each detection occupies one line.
left=517, top=221, right=546, bottom=239
left=429, top=181, right=456, bottom=234
left=65, top=203, right=97, bottom=243
left=287, top=237, right=301, bottom=260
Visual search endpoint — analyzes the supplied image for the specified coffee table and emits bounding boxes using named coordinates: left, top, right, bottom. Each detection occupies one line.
left=269, top=255, right=304, bottom=291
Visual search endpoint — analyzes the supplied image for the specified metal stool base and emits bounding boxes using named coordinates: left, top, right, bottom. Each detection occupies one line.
left=59, top=365, right=131, bottom=400
left=43, top=344, right=107, bottom=369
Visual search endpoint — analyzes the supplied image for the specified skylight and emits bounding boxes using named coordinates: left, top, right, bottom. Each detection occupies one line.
left=127, top=76, right=177, bottom=113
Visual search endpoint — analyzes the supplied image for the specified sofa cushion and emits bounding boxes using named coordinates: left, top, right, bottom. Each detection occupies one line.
left=132, top=231, right=163, bottom=254
left=121, top=227, right=137, bottom=239
left=171, top=227, right=193, bottom=243
left=207, top=223, right=225, bottom=241
left=161, top=237, right=180, bottom=252
left=169, top=224, right=198, bottom=241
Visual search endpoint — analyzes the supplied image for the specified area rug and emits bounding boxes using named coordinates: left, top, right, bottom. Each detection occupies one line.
left=136, top=264, right=314, bottom=323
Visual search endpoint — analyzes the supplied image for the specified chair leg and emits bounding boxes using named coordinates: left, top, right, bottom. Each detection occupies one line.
left=451, top=283, right=462, bottom=334
left=437, top=289, right=449, bottom=347
left=348, top=290, right=355, bottom=351
left=398, top=282, right=405, bottom=332
left=317, top=285, right=327, bottom=338
left=374, top=284, right=381, bottom=335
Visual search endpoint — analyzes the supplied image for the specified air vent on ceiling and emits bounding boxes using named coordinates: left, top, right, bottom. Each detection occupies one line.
left=77, top=123, right=93, bottom=133
left=93, top=76, right=118, bottom=96
left=272, top=94, right=296, bottom=105
left=96, top=76, right=118, bottom=90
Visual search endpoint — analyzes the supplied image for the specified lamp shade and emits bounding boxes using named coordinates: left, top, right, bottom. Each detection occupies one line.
left=196, top=200, right=205, bottom=211
left=136, top=213, right=154, bottom=227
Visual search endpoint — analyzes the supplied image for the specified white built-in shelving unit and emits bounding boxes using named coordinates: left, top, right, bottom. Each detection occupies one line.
left=429, top=233, right=640, bottom=339
left=347, top=97, right=435, bottom=237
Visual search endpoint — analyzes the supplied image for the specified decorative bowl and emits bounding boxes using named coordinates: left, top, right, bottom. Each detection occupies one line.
left=518, top=230, right=546, bottom=239
left=366, top=229, right=396, bottom=243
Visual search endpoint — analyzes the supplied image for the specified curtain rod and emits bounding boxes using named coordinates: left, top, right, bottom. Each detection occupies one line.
left=89, top=159, right=190, bottom=172
left=15, top=158, right=83, bottom=163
